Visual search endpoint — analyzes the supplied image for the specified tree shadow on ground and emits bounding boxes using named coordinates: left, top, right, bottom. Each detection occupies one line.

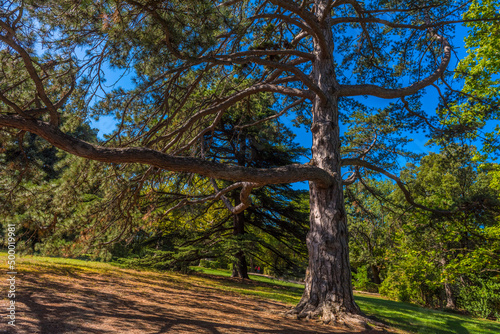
left=1, top=267, right=391, bottom=334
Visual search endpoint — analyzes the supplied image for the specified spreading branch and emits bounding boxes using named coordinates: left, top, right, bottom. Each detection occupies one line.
left=342, top=158, right=454, bottom=214
left=338, top=32, right=451, bottom=98
left=0, top=114, right=335, bottom=188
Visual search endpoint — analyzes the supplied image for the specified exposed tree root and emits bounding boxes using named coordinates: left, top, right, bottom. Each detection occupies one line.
left=282, top=302, right=389, bottom=331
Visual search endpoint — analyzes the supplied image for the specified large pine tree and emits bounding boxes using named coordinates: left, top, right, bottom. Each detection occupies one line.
left=1, top=0, right=498, bottom=325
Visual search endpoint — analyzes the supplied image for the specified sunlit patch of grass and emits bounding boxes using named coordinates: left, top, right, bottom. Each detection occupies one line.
left=184, top=267, right=303, bottom=304
left=3, top=252, right=116, bottom=273
left=355, top=295, right=500, bottom=334
left=190, top=266, right=304, bottom=288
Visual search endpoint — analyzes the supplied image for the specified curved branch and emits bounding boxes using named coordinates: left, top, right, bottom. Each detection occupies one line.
left=233, top=182, right=261, bottom=214
left=267, top=0, right=329, bottom=53
left=0, top=114, right=334, bottom=187
left=213, top=56, right=323, bottom=99
left=401, top=96, right=443, bottom=133
left=268, top=0, right=320, bottom=32
left=0, top=26, right=59, bottom=124
left=292, top=30, right=310, bottom=44
left=338, top=33, right=451, bottom=99
left=250, top=13, right=318, bottom=40
left=165, top=181, right=255, bottom=216
left=156, top=83, right=313, bottom=147
left=342, top=166, right=359, bottom=186
left=342, top=158, right=454, bottom=214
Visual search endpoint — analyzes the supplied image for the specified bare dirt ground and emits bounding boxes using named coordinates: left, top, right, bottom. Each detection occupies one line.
left=0, top=263, right=394, bottom=334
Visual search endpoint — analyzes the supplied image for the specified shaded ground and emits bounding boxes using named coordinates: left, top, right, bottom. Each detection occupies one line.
left=0, top=262, right=394, bottom=334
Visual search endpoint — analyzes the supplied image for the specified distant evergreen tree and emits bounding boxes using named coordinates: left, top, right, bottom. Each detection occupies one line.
left=204, top=96, right=309, bottom=278
left=112, top=95, right=310, bottom=278
left=0, top=116, right=100, bottom=253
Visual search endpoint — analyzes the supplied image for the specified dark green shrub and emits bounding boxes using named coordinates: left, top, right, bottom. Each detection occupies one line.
left=353, top=266, right=379, bottom=293
left=379, top=270, right=412, bottom=302
left=199, top=259, right=210, bottom=268
left=458, top=277, right=500, bottom=320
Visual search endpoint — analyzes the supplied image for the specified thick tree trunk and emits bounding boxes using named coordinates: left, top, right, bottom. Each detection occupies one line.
left=440, top=257, right=456, bottom=309
left=231, top=133, right=249, bottom=279
left=290, top=1, right=361, bottom=324
left=371, top=265, right=382, bottom=285
left=231, top=211, right=249, bottom=279
left=292, top=94, right=361, bottom=322
left=444, top=283, right=456, bottom=309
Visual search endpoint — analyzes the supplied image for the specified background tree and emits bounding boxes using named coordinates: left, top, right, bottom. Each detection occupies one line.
left=377, top=146, right=500, bottom=317
left=451, top=0, right=500, bottom=159
left=0, top=116, right=107, bottom=254
left=201, top=93, right=309, bottom=278
left=346, top=180, right=397, bottom=287
left=116, top=99, right=310, bottom=279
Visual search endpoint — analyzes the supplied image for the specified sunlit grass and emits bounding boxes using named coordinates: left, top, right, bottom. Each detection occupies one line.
left=187, top=266, right=303, bottom=304
left=190, top=266, right=304, bottom=288
left=8, top=252, right=117, bottom=274
left=355, top=295, right=500, bottom=334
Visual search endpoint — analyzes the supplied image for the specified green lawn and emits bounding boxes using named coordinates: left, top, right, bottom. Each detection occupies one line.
left=356, top=295, right=500, bottom=334
left=191, top=266, right=500, bottom=334
left=190, top=266, right=304, bottom=288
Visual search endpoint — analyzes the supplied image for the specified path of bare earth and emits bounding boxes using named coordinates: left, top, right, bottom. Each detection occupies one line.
left=0, top=259, right=397, bottom=334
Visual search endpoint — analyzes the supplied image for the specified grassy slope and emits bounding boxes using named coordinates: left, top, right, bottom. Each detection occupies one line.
left=3, top=254, right=499, bottom=334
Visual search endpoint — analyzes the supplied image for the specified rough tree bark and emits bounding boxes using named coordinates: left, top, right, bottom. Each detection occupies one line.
left=289, top=0, right=360, bottom=323
left=444, top=282, right=456, bottom=309
left=440, top=257, right=456, bottom=309
left=371, top=265, right=382, bottom=285
left=231, top=211, right=249, bottom=279
left=230, top=135, right=249, bottom=279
